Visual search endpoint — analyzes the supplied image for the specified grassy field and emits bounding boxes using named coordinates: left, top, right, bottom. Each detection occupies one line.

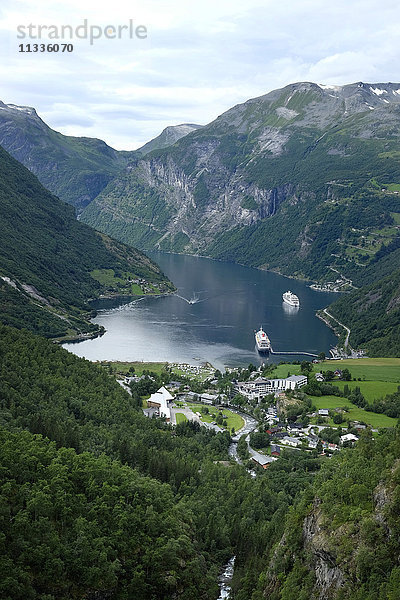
left=319, top=358, right=400, bottom=382
left=187, top=403, right=244, bottom=432
left=310, top=395, right=397, bottom=428
left=101, top=360, right=214, bottom=382
left=90, top=268, right=120, bottom=287
left=172, top=367, right=215, bottom=382
left=223, top=410, right=245, bottom=432
left=100, top=361, right=169, bottom=376
left=130, top=283, right=143, bottom=294
left=272, top=358, right=400, bottom=382
left=334, top=380, right=399, bottom=401
left=271, top=364, right=302, bottom=378
left=175, top=413, right=188, bottom=424
left=386, top=183, right=400, bottom=192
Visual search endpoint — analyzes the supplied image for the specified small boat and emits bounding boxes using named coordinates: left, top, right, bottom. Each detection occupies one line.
left=255, top=327, right=271, bottom=353
left=188, top=293, right=199, bottom=304
left=282, top=290, right=300, bottom=307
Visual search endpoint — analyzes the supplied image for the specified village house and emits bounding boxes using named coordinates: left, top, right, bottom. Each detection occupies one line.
left=167, top=381, right=183, bottom=389
left=266, top=426, right=281, bottom=435
left=340, top=433, right=359, bottom=445
left=272, top=431, right=289, bottom=440
left=304, top=436, right=318, bottom=449
left=322, top=441, right=339, bottom=451
left=251, top=454, right=277, bottom=469
left=271, top=444, right=281, bottom=457
left=283, top=437, right=301, bottom=447
left=287, top=422, right=303, bottom=432
left=200, top=392, right=218, bottom=404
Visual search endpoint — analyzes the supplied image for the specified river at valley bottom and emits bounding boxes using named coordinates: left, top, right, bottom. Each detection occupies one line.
left=63, top=252, right=338, bottom=371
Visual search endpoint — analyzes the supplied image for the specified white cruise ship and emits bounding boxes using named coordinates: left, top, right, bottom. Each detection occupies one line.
left=255, top=327, right=271, bottom=353
left=282, top=290, right=300, bottom=307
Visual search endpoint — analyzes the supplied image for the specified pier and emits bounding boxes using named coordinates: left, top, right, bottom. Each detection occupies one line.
left=269, top=348, right=318, bottom=358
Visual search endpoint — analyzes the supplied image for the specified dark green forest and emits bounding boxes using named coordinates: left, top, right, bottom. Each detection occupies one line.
left=0, top=324, right=319, bottom=599
left=2, top=323, right=399, bottom=598
left=0, top=145, right=173, bottom=339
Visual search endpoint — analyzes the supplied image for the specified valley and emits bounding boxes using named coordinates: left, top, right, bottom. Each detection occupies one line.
left=0, top=79, right=400, bottom=600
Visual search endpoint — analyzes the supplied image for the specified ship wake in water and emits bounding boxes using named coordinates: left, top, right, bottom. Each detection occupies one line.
left=176, top=292, right=203, bottom=304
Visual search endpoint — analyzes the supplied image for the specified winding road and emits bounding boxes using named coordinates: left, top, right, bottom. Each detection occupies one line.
left=323, top=308, right=352, bottom=354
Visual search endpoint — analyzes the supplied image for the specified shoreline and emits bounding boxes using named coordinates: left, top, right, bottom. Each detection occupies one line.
left=57, top=290, right=176, bottom=344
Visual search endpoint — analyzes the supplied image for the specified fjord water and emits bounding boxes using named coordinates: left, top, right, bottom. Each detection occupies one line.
left=64, top=253, right=338, bottom=371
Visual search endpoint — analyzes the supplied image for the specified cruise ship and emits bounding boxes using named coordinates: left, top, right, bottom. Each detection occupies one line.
left=282, top=290, right=300, bottom=307
left=255, top=327, right=271, bottom=353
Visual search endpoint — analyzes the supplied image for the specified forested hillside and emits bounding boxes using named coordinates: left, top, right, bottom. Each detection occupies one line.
left=327, top=268, right=400, bottom=356
left=253, top=428, right=400, bottom=600
left=0, top=428, right=216, bottom=600
left=0, top=145, right=174, bottom=339
left=2, top=324, right=399, bottom=598
left=0, top=323, right=320, bottom=599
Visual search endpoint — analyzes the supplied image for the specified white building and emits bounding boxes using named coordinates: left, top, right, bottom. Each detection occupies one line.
left=340, top=433, right=359, bottom=445
left=283, top=437, right=302, bottom=447
left=147, top=386, right=174, bottom=422
left=235, top=374, right=307, bottom=401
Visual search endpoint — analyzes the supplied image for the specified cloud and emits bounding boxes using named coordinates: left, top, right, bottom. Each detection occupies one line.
left=1, top=0, right=400, bottom=149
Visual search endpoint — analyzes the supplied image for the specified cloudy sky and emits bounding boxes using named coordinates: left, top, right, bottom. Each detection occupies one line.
left=1, top=0, right=400, bottom=149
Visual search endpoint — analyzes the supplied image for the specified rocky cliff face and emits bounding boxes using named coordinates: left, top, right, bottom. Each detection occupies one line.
left=0, top=105, right=204, bottom=211
left=301, top=500, right=346, bottom=599
left=261, top=446, right=400, bottom=600
left=81, top=82, right=400, bottom=284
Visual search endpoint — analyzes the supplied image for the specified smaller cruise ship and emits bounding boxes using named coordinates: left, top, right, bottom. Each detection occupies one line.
left=282, top=290, right=300, bottom=307
left=255, top=327, right=271, bottom=354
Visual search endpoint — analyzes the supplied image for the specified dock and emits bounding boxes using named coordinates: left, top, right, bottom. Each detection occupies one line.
left=269, top=348, right=318, bottom=358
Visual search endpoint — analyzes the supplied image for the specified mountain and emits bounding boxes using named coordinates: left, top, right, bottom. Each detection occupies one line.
left=81, top=81, right=400, bottom=286
left=0, top=145, right=174, bottom=339
left=325, top=267, right=400, bottom=356
left=0, top=100, right=136, bottom=211
left=136, top=123, right=203, bottom=155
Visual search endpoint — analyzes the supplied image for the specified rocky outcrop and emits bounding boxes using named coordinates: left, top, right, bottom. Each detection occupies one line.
left=302, top=501, right=346, bottom=599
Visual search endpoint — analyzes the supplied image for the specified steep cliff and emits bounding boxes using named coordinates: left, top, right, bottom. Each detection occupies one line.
left=256, top=431, right=400, bottom=600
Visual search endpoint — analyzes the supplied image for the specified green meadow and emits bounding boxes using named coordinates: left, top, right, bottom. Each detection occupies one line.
left=334, top=380, right=399, bottom=401
left=322, top=358, right=400, bottom=382
left=310, top=395, right=397, bottom=428
left=187, top=403, right=244, bottom=432
left=273, top=358, right=400, bottom=383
